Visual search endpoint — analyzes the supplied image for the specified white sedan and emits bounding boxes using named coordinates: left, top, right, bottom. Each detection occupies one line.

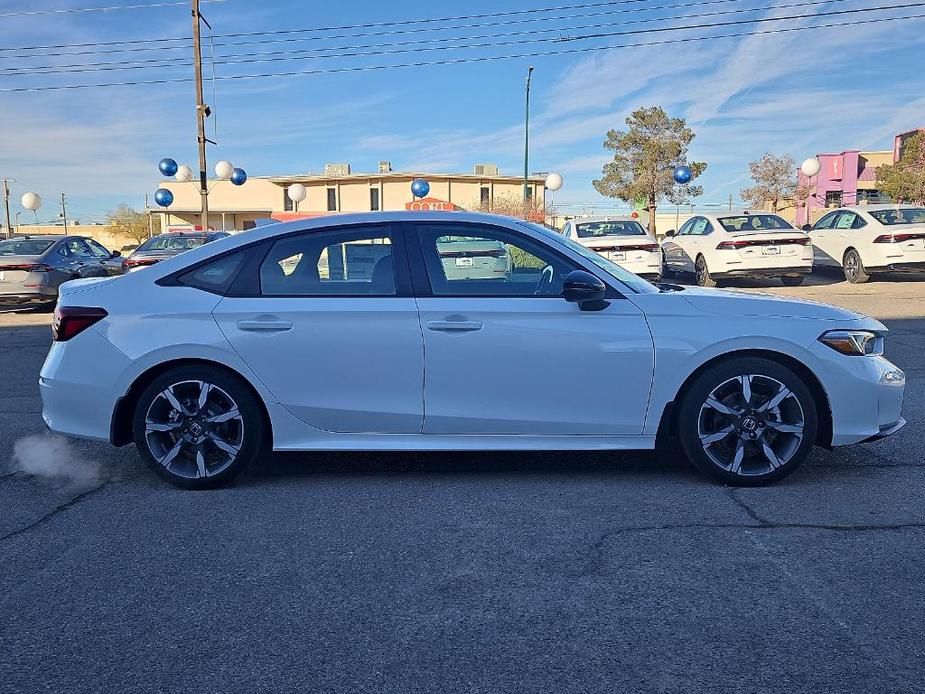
left=662, top=211, right=814, bottom=287
left=806, top=205, right=925, bottom=283
left=561, top=216, right=662, bottom=280
left=40, top=211, right=904, bottom=489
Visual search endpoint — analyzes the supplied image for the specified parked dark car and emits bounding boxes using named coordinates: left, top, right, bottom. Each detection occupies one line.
left=0, top=235, right=124, bottom=308
left=122, top=231, right=231, bottom=272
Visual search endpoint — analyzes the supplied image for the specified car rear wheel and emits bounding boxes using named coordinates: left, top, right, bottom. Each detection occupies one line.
left=695, top=255, right=717, bottom=287
left=781, top=275, right=805, bottom=286
left=843, top=249, right=870, bottom=284
left=677, top=357, right=818, bottom=486
left=132, top=365, right=264, bottom=489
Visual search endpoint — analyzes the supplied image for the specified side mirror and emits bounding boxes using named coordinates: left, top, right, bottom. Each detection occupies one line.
left=110, top=250, right=122, bottom=258
left=801, top=224, right=812, bottom=232
left=563, top=270, right=609, bottom=311
left=665, top=229, right=676, bottom=237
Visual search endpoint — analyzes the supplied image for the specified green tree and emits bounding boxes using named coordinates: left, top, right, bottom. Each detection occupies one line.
left=106, top=204, right=151, bottom=245
left=593, top=106, right=706, bottom=235
left=877, top=132, right=925, bottom=204
left=740, top=153, right=797, bottom=213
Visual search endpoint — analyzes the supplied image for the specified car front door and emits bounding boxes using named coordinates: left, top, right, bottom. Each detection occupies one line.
left=85, top=239, right=122, bottom=275
left=212, top=224, right=424, bottom=434
left=409, top=221, right=654, bottom=436
left=663, top=217, right=696, bottom=272
left=57, top=239, right=101, bottom=278
left=809, top=211, right=842, bottom=266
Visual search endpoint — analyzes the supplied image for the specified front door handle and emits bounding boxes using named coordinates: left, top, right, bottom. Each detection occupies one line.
left=237, top=319, right=293, bottom=332
left=425, top=320, right=483, bottom=332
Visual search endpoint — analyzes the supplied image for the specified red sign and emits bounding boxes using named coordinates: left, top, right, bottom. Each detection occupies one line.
left=405, top=197, right=458, bottom=211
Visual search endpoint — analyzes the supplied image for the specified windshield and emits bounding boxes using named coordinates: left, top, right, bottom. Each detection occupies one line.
left=137, top=235, right=208, bottom=252
left=520, top=221, right=658, bottom=294
left=575, top=220, right=647, bottom=238
left=869, top=208, right=925, bottom=225
left=717, top=214, right=794, bottom=232
left=0, top=239, right=55, bottom=256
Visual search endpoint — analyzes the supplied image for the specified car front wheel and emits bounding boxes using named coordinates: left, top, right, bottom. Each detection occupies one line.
left=677, top=357, right=818, bottom=486
left=132, top=365, right=265, bottom=489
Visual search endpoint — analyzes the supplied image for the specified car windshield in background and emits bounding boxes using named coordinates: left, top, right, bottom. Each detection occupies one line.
left=137, top=236, right=207, bottom=252
left=870, top=208, right=925, bottom=225
left=576, top=220, right=647, bottom=237
left=717, top=214, right=794, bottom=232
left=0, top=239, right=55, bottom=256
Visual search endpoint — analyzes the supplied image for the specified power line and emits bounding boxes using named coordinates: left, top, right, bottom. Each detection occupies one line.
left=0, top=0, right=914, bottom=78
left=0, top=0, right=226, bottom=18
left=0, top=10, right=920, bottom=93
left=0, top=0, right=849, bottom=73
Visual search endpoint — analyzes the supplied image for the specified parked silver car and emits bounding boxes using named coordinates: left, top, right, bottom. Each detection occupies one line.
left=0, top=235, right=123, bottom=308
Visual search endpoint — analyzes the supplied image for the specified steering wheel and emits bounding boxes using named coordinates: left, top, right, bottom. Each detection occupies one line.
left=534, top=264, right=555, bottom=295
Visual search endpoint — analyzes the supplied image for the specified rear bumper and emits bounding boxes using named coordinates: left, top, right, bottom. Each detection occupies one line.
left=713, top=266, right=812, bottom=279
left=0, top=288, right=57, bottom=303
left=869, top=262, right=925, bottom=273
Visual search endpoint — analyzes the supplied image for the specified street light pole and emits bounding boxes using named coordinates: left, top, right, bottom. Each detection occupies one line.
left=60, top=193, right=68, bottom=232
left=2, top=179, right=11, bottom=239
left=192, top=0, right=210, bottom=230
left=523, top=65, right=534, bottom=203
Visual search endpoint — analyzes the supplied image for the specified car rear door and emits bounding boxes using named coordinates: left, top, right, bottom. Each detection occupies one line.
left=212, top=224, right=424, bottom=434
left=408, top=221, right=654, bottom=436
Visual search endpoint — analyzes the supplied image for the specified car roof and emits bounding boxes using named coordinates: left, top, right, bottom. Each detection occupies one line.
left=569, top=215, right=641, bottom=223
left=838, top=204, right=923, bottom=212
left=8, top=234, right=68, bottom=240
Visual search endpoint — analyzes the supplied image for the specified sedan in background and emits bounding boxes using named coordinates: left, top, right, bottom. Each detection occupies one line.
left=122, top=231, right=230, bottom=272
left=40, top=211, right=904, bottom=490
left=0, top=235, right=123, bottom=308
left=561, top=216, right=661, bottom=281
left=662, top=211, right=813, bottom=287
left=806, top=205, right=925, bottom=283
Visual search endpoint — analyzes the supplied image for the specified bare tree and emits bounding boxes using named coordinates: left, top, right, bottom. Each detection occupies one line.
left=740, top=153, right=798, bottom=213
left=106, top=205, right=151, bottom=245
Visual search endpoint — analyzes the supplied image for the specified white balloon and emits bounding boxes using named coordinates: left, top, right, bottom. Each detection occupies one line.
left=214, top=160, right=234, bottom=180
left=545, top=172, right=564, bottom=191
left=175, top=164, right=194, bottom=182
left=800, top=157, right=821, bottom=177
left=20, top=192, right=41, bottom=211
left=287, top=183, right=307, bottom=203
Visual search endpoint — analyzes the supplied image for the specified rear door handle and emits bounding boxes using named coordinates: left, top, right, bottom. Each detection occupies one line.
left=237, top=319, right=293, bottom=332
left=425, top=320, right=483, bottom=332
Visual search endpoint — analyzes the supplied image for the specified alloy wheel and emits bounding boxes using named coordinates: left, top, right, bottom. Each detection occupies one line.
left=144, top=380, right=244, bottom=479
left=697, top=374, right=805, bottom=476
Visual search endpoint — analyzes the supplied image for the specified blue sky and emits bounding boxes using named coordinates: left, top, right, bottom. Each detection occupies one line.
left=1, top=0, right=923, bottom=223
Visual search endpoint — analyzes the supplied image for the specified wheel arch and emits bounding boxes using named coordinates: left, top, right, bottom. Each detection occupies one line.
left=655, top=348, right=833, bottom=449
left=110, top=358, right=273, bottom=447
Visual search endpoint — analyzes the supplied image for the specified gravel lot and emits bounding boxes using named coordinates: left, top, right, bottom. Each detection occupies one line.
left=2, top=271, right=924, bottom=693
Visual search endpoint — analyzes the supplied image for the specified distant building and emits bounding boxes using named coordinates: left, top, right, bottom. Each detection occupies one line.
left=156, top=161, right=547, bottom=232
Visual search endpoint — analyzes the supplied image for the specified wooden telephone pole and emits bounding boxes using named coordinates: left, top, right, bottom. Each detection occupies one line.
left=192, top=0, right=210, bottom=230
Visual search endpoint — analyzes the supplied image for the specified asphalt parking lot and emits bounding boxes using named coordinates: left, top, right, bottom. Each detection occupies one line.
left=2, top=271, right=925, bottom=693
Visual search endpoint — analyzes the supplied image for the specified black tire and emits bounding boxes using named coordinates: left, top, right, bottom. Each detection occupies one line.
left=843, top=249, right=870, bottom=284
left=781, top=275, right=805, bottom=287
left=677, top=357, right=818, bottom=486
left=132, top=365, right=265, bottom=489
left=695, top=255, right=718, bottom=288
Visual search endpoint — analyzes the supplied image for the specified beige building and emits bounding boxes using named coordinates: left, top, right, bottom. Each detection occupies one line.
left=156, top=162, right=547, bottom=232
left=11, top=223, right=138, bottom=252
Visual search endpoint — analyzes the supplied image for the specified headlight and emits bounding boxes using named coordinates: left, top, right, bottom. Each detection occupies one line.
left=818, top=330, right=884, bottom=356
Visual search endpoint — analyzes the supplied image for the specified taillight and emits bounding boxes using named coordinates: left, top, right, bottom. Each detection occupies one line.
left=122, top=257, right=157, bottom=269
left=52, top=306, right=107, bottom=342
left=873, top=233, right=925, bottom=243
left=716, top=237, right=810, bottom=250
left=0, top=263, right=53, bottom=272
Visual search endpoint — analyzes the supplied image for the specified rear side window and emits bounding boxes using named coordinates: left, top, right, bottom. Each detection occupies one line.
left=176, top=250, right=247, bottom=294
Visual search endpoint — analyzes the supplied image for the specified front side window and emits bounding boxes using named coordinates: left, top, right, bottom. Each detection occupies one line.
left=870, top=208, right=925, bottom=225
left=63, top=239, right=93, bottom=257
left=717, top=214, right=793, bottom=233
left=137, top=235, right=208, bottom=252
left=689, top=217, right=710, bottom=236
left=813, top=212, right=839, bottom=230
left=677, top=218, right=697, bottom=236
left=417, top=224, right=576, bottom=297
left=575, top=220, right=647, bottom=238
left=260, top=227, right=395, bottom=296
left=86, top=239, right=112, bottom=258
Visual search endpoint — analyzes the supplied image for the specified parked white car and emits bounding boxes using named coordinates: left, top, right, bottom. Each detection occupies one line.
left=805, top=205, right=925, bottom=283
left=561, top=216, right=661, bottom=281
left=40, top=211, right=904, bottom=490
left=662, top=211, right=813, bottom=287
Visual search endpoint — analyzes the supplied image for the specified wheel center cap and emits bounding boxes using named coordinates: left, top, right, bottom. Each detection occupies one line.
left=188, top=422, right=204, bottom=437
left=741, top=417, right=759, bottom=432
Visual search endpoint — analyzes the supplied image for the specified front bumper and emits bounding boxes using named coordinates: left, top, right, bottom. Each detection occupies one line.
left=857, top=418, right=906, bottom=444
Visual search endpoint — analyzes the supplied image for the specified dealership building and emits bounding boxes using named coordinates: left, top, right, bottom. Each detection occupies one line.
left=155, top=161, right=548, bottom=232
left=796, top=128, right=923, bottom=226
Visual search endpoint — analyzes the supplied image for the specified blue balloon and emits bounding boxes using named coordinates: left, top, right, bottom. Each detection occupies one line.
left=230, top=167, right=247, bottom=186
left=410, top=178, right=430, bottom=198
left=153, top=188, right=174, bottom=208
left=673, top=165, right=693, bottom=185
left=158, top=158, right=178, bottom=177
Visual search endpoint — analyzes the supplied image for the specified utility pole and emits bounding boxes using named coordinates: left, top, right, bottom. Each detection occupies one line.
left=60, top=193, right=68, bottom=232
left=523, top=65, right=534, bottom=203
left=2, top=179, right=11, bottom=239
left=144, top=193, right=154, bottom=238
left=192, top=0, right=210, bottom=230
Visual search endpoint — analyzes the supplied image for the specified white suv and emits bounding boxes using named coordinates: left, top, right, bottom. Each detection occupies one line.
left=806, top=205, right=925, bottom=283
left=561, top=216, right=661, bottom=281
left=662, top=211, right=813, bottom=287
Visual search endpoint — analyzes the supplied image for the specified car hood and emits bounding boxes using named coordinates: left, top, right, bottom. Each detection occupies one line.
left=679, top=286, right=874, bottom=323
